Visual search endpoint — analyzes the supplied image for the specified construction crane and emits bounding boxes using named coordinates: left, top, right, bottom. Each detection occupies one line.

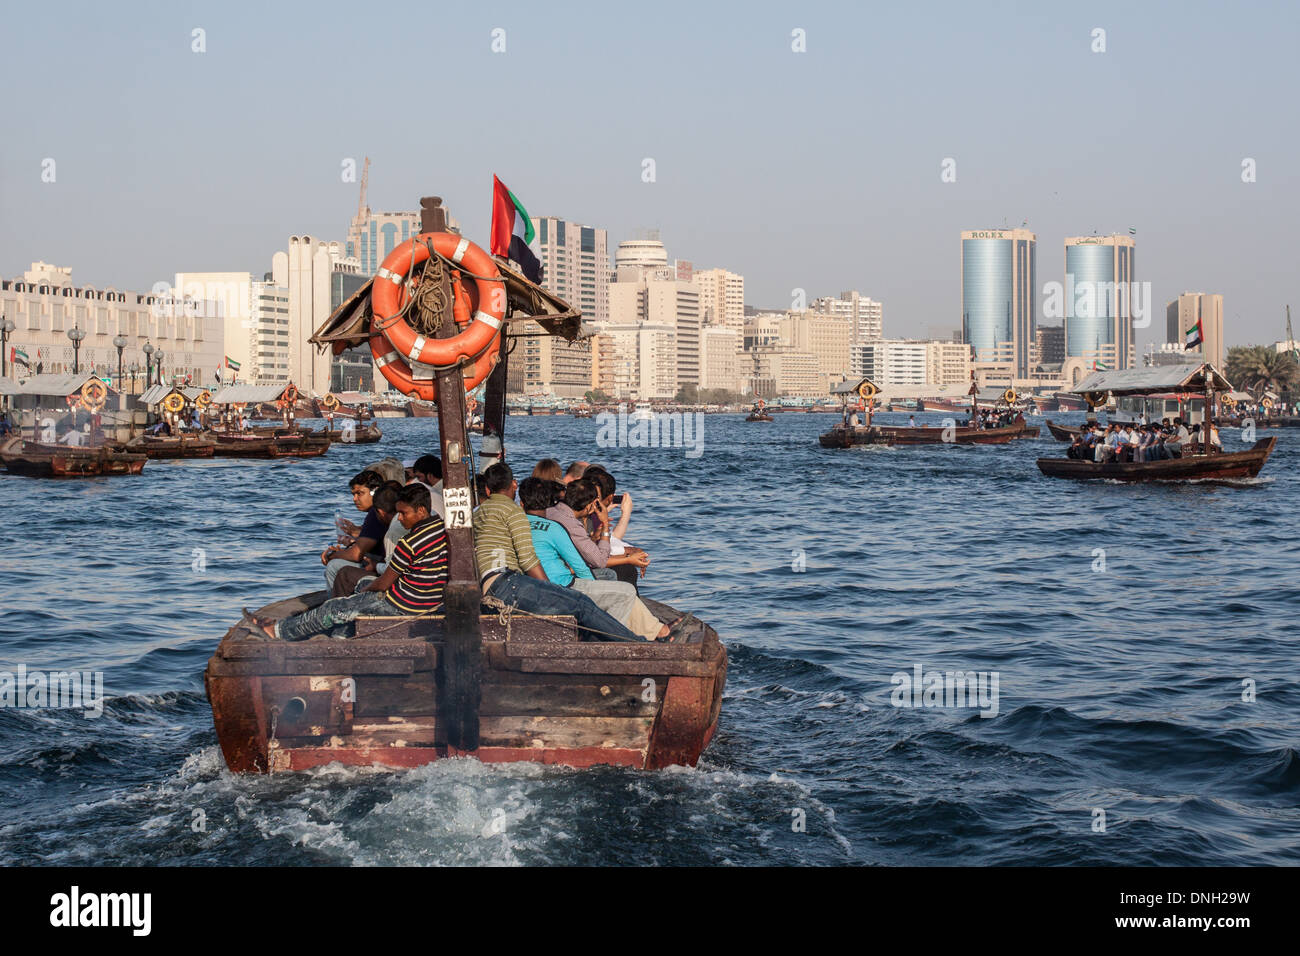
left=355, top=156, right=370, bottom=223
left=1287, top=305, right=1297, bottom=361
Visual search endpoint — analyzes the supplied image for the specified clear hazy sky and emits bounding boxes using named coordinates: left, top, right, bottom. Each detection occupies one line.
left=2, top=0, right=1297, bottom=348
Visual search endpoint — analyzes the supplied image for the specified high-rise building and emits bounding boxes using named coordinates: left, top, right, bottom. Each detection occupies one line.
left=925, top=340, right=973, bottom=386
left=250, top=279, right=291, bottom=384
left=1063, top=234, right=1137, bottom=370
left=779, top=311, right=854, bottom=389
left=533, top=217, right=611, bottom=325
left=961, top=228, right=1037, bottom=377
left=1035, top=325, right=1066, bottom=366
left=852, top=340, right=928, bottom=386
left=346, top=210, right=421, bottom=277
left=699, top=326, right=740, bottom=392
left=813, top=291, right=884, bottom=343
left=744, top=346, right=822, bottom=398
left=1166, top=293, right=1224, bottom=370
left=613, top=236, right=669, bottom=279
left=506, top=319, right=593, bottom=399
left=608, top=236, right=703, bottom=388
left=694, top=268, right=745, bottom=335
left=271, top=236, right=361, bottom=395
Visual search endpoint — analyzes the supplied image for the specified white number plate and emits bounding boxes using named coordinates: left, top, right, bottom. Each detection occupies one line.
left=443, top=485, right=472, bottom=529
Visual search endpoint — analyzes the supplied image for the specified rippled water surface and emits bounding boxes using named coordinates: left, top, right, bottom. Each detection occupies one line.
left=1, top=412, right=1297, bottom=865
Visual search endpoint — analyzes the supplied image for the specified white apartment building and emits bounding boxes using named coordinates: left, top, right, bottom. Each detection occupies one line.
left=271, top=236, right=361, bottom=396
left=853, top=340, right=928, bottom=386
left=534, top=217, right=611, bottom=325
left=250, top=281, right=292, bottom=383
left=745, top=346, right=822, bottom=398
left=0, top=262, right=223, bottom=389
left=813, top=291, right=884, bottom=343
left=599, top=322, right=677, bottom=400
left=694, top=268, right=745, bottom=335
left=699, top=326, right=740, bottom=392
left=609, top=270, right=703, bottom=388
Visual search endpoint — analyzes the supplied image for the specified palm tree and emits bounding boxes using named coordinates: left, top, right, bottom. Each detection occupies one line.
left=1226, top=345, right=1299, bottom=398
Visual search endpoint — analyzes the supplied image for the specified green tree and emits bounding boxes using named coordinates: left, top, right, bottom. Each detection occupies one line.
left=1225, top=345, right=1299, bottom=397
left=674, top=383, right=699, bottom=404
left=584, top=388, right=611, bottom=403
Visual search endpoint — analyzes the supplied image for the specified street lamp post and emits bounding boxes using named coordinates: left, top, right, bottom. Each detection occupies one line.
left=113, top=335, right=127, bottom=392
left=67, top=325, right=86, bottom=375
left=155, top=350, right=165, bottom=387
left=1, top=316, right=14, bottom=379
left=143, top=341, right=154, bottom=389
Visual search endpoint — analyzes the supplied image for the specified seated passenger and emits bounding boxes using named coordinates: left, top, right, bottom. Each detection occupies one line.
left=532, top=458, right=563, bottom=482
left=582, top=466, right=648, bottom=588
left=563, top=460, right=589, bottom=484
left=473, top=463, right=647, bottom=643
left=257, top=485, right=448, bottom=641
left=332, top=483, right=401, bottom=597
left=323, top=470, right=389, bottom=590
left=519, top=478, right=678, bottom=641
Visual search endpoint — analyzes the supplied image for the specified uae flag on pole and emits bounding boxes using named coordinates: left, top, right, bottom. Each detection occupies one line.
left=10, top=346, right=30, bottom=368
left=491, top=175, right=543, bottom=283
left=1184, top=317, right=1203, bottom=349
left=226, top=356, right=241, bottom=371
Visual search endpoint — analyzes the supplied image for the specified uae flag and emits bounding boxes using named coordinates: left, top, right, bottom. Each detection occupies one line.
left=491, top=175, right=543, bottom=283
left=10, top=346, right=30, bottom=368
left=1184, top=317, right=1203, bottom=350
left=226, top=356, right=241, bottom=371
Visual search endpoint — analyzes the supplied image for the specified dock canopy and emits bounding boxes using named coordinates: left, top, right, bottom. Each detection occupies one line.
left=209, top=384, right=294, bottom=405
left=831, top=377, right=881, bottom=397
left=0, top=371, right=117, bottom=399
left=310, top=253, right=583, bottom=354
left=1070, top=363, right=1232, bottom=397
left=139, top=384, right=213, bottom=407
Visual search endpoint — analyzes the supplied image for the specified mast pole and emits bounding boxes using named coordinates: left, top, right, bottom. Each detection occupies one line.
left=422, top=195, right=481, bottom=752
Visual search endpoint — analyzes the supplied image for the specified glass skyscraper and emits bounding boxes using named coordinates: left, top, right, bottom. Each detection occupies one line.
left=1064, top=235, right=1136, bottom=369
left=961, top=229, right=1036, bottom=377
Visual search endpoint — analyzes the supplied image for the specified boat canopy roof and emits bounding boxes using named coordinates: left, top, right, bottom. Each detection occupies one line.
left=310, top=252, right=582, bottom=354
left=1070, top=363, right=1232, bottom=397
left=0, top=371, right=117, bottom=397
left=830, top=377, right=880, bottom=396
left=139, top=384, right=213, bottom=406
left=209, top=384, right=293, bottom=405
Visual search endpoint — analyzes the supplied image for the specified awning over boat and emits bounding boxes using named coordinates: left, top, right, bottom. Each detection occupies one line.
left=209, top=384, right=292, bottom=405
left=0, top=371, right=117, bottom=397
left=830, top=377, right=881, bottom=396
left=1224, top=391, right=1254, bottom=403
left=138, top=384, right=214, bottom=407
left=1069, top=363, right=1232, bottom=397
left=309, top=252, right=583, bottom=354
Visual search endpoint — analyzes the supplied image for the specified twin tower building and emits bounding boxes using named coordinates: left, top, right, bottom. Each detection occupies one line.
left=961, top=229, right=1140, bottom=380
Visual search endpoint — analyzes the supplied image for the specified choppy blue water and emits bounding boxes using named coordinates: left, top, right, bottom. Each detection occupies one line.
left=1, top=412, right=1297, bottom=866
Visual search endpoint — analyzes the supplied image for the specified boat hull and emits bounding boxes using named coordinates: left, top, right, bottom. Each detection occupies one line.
left=1036, top=437, right=1276, bottom=481
left=819, top=420, right=1035, bottom=446
left=204, top=593, right=726, bottom=774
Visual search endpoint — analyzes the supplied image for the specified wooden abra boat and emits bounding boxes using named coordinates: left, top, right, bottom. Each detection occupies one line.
left=307, top=422, right=383, bottom=444
left=205, top=592, right=725, bottom=772
left=1036, top=364, right=1275, bottom=482
left=120, top=434, right=216, bottom=459
left=205, top=201, right=727, bottom=775
left=209, top=432, right=331, bottom=459
left=1037, top=437, right=1276, bottom=481
left=1, top=438, right=147, bottom=478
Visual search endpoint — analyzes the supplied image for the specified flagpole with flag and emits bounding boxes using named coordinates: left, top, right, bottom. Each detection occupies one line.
left=1184, top=316, right=1203, bottom=350
left=490, top=175, right=543, bottom=283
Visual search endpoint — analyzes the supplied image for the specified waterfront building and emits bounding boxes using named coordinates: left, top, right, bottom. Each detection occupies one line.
left=250, top=279, right=292, bottom=384
left=609, top=260, right=702, bottom=388
left=1166, top=292, right=1224, bottom=370
left=1035, top=325, right=1066, bottom=366
left=813, top=291, right=884, bottom=343
left=695, top=268, right=745, bottom=338
left=1063, top=234, right=1137, bottom=370
left=779, top=311, right=854, bottom=389
left=744, top=345, right=822, bottom=398
left=534, top=217, right=611, bottom=325
left=0, top=262, right=223, bottom=390
left=271, top=236, right=361, bottom=396
left=699, top=325, right=741, bottom=392
left=961, top=228, right=1037, bottom=378
left=507, top=319, right=593, bottom=399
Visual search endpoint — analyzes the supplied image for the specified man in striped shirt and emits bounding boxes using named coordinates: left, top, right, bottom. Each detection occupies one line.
left=256, top=485, right=448, bottom=641
left=474, top=463, right=644, bottom=642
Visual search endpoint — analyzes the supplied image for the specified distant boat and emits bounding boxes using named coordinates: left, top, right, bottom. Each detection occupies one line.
left=631, top=403, right=655, bottom=422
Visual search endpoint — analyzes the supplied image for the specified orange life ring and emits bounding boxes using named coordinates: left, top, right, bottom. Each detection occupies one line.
left=283, top=384, right=299, bottom=404
left=370, top=331, right=500, bottom=401
left=371, top=233, right=506, bottom=369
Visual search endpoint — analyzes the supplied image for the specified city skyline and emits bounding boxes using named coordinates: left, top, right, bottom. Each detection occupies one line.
left=2, top=1, right=1296, bottom=349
